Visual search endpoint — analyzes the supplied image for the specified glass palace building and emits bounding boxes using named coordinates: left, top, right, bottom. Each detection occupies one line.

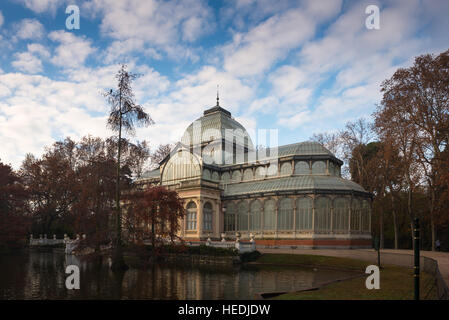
left=137, top=102, right=372, bottom=248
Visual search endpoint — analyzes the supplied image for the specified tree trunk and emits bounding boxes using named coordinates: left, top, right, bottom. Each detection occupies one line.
left=430, top=188, right=436, bottom=251
left=379, top=206, right=384, bottom=249
left=151, top=206, right=155, bottom=257
left=112, top=87, right=128, bottom=271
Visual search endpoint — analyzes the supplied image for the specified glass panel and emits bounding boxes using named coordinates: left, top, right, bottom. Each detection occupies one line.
left=295, top=161, right=309, bottom=174
left=243, top=168, right=253, bottom=181
left=255, top=166, right=265, bottom=179
left=328, top=162, right=335, bottom=176
left=312, top=161, right=326, bottom=174
left=278, top=198, right=293, bottom=230
left=237, top=201, right=249, bottom=231
left=280, top=162, right=292, bottom=176
left=203, top=202, right=213, bottom=230
left=315, top=197, right=331, bottom=232
left=361, top=200, right=370, bottom=232
left=333, top=198, right=349, bottom=232
left=296, top=197, right=312, bottom=230
left=232, top=170, right=242, bottom=183
left=250, top=200, right=262, bottom=231
left=221, top=172, right=230, bottom=183
left=186, top=201, right=197, bottom=230
left=224, top=202, right=236, bottom=231
left=202, top=169, right=211, bottom=180
left=351, top=199, right=361, bottom=231
left=162, top=151, right=201, bottom=183
left=263, top=199, right=276, bottom=230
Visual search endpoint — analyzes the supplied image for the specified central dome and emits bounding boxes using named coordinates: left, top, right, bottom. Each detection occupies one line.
left=181, top=105, right=254, bottom=150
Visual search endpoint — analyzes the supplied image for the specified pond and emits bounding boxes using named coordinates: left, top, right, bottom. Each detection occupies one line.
left=0, top=249, right=356, bottom=300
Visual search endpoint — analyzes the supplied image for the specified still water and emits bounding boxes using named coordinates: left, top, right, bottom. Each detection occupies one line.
left=0, top=249, right=355, bottom=300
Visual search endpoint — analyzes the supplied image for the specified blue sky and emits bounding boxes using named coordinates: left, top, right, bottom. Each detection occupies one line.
left=0, top=0, right=448, bottom=168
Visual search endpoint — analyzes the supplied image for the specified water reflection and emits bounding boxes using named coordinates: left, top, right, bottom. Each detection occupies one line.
left=0, top=250, right=355, bottom=300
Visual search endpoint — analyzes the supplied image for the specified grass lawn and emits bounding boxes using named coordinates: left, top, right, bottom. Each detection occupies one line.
left=252, top=254, right=438, bottom=300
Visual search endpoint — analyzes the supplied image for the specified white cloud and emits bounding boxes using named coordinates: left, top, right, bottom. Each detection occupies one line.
left=14, top=18, right=45, bottom=40
left=27, top=43, right=51, bottom=59
left=223, top=0, right=343, bottom=77
left=11, top=52, right=43, bottom=73
left=83, top=0, right=214, bottom=58
left=49, top=30, right=95, bottom=68
left=15, top=0, right=66, bottom=15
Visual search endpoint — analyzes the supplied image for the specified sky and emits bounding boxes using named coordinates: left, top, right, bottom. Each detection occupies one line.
left=0, top=0, right=448, bottom=168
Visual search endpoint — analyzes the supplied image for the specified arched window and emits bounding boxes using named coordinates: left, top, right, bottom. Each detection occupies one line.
left=232, top=170, right=242, bottom=183
left=243, top=168, right=253, bottom=181
left=280, top=162, right=292, bottom=176
left=312, top=161, right=326, bottom=174
left=186, top=202, right=197, bottom=230
left=278, top=198, right=293, bottom=230
left=333, top=198, right=349, bottom=232
left=255, top=167, right=265, bottom=180
left=351, top=199, right=361, bottom=231
left=295, top=161, right=310, bottom=174
left=361, top=200, right=371, bottom=232
left=212, top=171, right=219, bottom=181
left=162, top=151, right=201, bottom=183
left=237, top=201, right=249, bottom=231
left=263, top=199, right=276, bottom=230
left=249, top=200, right=262, bottom=231
left=221, top=172, right=230, bottom=183
left=296, top=197, right=312, bottom=230
left=315, top=197, right=331, bottom=232
left=202, top=169, right=211, bottom=180
left=224, top=202, right=236, bottom=231
left=203, top=202, right=213, bottom=231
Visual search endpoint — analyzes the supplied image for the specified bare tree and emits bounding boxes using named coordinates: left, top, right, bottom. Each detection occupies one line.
left=149, top=144, right=173, bottom=169
left=104, top=64, right=154, bottom=271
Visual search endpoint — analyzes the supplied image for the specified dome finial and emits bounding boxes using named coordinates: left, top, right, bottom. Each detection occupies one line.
left=216, top=84, right=220, bottom=106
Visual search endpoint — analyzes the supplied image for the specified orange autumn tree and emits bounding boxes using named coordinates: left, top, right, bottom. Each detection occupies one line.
left=123, top=186, right=185, bottom=253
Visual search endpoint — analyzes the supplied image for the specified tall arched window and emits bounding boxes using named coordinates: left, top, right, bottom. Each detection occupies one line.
left=224, top=202, right=236, bottom=231
left=212, top=171, right=219, bottom=181
left=237, top=201, right=249, bottom=231
left=278, top=198, right=293, bottom=230
left=361, top=200, right=371, bottom=232
left=295, top=161, right=310, bottom=174
left=186, top=202, right=197, bottom=230
left=351, top=199, right=361, bottom=231
left=280, top=162, right=292, bottom=176
left=333, top=198, right=349, bottom=232
left=315, top=197, right=331, bottom=232
left=296, top=197, right=312, bottom=230
left=263, top=199, right=276, bottom=230
left=249, top=200, right=262, bottom=231
left=203, top=202, right=213, bottom=231
left=312, top=161, right=326, bottom=174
